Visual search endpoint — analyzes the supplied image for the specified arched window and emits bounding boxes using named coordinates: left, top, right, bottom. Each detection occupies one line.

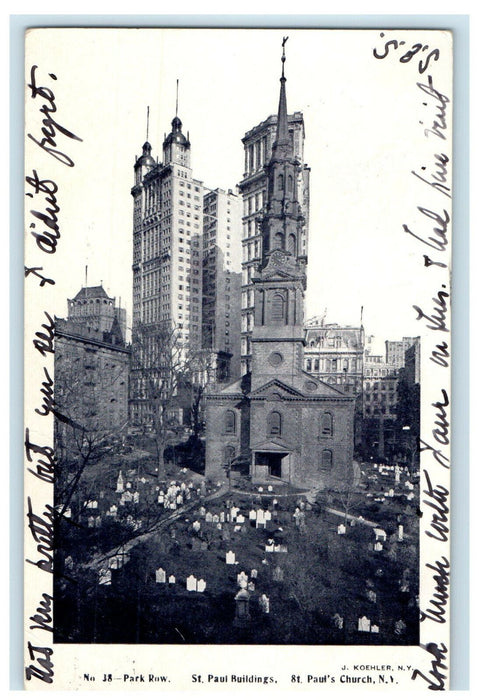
left=268, top=410, right=282, bottom=436
left=321, top=412, right=333, bottom=437
left=274, top=232, right=284, bottom=250
left=306, top=359, right=312, bottom=371
left=321, top=449, right=333, bottom=471
left=314, top=358, right=319, bottom=371
left=287, top=233, right=296, bottom=255
left=271, top=293, right=285, bottom=324
left=277, top=173, right=284, bottom=191
left=288, top=174, right=293, bottom=192
left=224, top=410, right=236, bottom=435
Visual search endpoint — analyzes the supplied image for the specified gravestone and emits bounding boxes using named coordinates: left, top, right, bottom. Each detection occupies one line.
left=212, top=514, right=220, bottom=523
left=237, top=571, right=248, bottom=586
left=371, top=624, right=379, bottom=633
left=247, top=581, right=255, bottom=592
left=155, top=567, right=166, bottom=583
left=220, top=512, right=225, bottom=522
left=168, top=575, right=176, bottom=585
left=192, top=520, right=201, bottom=532
left=116, top=471, right=124, bottom=493
left=226, top=550, right=236, bottom=565
left=272, top=566, right=284, bottom=582
left=249, top=510, right=257, bottom=521
left=251, top=569, right=258, bottom=579
left=358, top=616, right=371, bottom=632
left=186, top=575, right=197, bottom=591
left=197, top=579, right=206, bottom=593
left=234, top=588, right=251, bottom=625
left=374, top=542, right=383, bottom=552
left=366, top=590, right=377, bottom=603
left=398, top=525, right=404, bottom=542
left=337, top=524, right=346, bottom=535
left=205, top=512, right=213, bottom=523
left=332, top=613, right=343, bottom=629
left=259, top=594, right=270, bottom=613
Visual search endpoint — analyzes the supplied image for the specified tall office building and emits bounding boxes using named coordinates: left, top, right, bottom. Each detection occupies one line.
left=238, top=112, right=310, bottom=373
left=130, top=113, right=204, bottom=425
left=202, top=188, right=242, bottom=381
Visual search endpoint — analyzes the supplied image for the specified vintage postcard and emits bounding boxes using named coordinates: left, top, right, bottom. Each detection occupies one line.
left=24, top=27, right=452, bottom=690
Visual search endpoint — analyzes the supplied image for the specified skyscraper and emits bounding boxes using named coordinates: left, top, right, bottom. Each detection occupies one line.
left=130, top=113, right=204, bottom=425
left=238, top=110, right=310, bottom=373
left=202, top=187, right=242, bottom=381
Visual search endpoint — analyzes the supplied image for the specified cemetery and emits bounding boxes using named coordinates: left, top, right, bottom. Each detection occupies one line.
left=54, top=449, right=420, bottom=646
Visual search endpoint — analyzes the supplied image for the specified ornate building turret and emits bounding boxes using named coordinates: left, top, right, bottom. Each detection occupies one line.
left=162, top=115, right=191, bottom=167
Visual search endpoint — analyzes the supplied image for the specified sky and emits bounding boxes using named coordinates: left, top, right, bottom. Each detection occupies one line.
left=24, top=27, right=453, bottom=352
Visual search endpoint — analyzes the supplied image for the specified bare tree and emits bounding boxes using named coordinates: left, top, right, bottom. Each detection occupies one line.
left=131, top=321, right=216, bottom=471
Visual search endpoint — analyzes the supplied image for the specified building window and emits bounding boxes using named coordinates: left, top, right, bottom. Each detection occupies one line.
left=321, top=412, right=333, bottom=437
left=321, top=449, right=333, bottom=471
left=271, top=293, right=285, bottom=324
left=224, top=410, right=236, bottom=435
left=267, top=410, right=282, bottom=437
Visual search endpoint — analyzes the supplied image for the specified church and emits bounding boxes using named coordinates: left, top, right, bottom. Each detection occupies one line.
left=205, top=43, right=355, bottom=489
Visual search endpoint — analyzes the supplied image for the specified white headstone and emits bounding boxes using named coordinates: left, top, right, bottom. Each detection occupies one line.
left=249, top=510, right=257, bottom=520
left=155, top=567, right=166, bottom=583
left=168, top=575, right=176, bottom=584
left=371, top=624, right=379, bottom=633
left=186, top=575, right=197, bottom=591
left=250, top=569, right=258, bottom=579
left=197, top=578, right=206, bottom=593
left=398, top=525, right=404, bottom=541
left=226, top=551, right=236, bottom=565
left=358, top=615, right=371, bottom=632
left=205, top=512, right=213, bottom=523
left=337, top=524, right=346, bottom=535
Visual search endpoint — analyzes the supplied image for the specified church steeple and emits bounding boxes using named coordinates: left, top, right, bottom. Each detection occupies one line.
left=273, top=36, right=291, bottom=152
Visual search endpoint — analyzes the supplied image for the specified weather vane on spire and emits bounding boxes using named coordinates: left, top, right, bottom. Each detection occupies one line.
left=281, top=36, right=289, bottom=77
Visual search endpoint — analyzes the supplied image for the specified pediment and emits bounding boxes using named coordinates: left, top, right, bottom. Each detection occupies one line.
left=250, top=437, right=294, bottom=452
left=248, top=378, right=305, bottom=399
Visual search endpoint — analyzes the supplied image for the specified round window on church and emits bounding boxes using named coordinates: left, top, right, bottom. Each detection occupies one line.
left=304, top=381, right=317, bottom=393
left=268, top=352, right=283, bottom=367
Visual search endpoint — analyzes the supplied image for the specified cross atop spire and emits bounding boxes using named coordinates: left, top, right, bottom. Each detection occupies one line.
left=275, top=36, right=290, bottom=148
left=281, top=36, right=288, bottom=78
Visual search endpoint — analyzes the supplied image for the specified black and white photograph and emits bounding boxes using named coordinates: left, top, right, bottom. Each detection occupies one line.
left=23, top=25, right=453, bottom=690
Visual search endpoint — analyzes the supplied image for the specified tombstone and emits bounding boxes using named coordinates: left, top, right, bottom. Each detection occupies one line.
left=272, top=566, right=284, bottom=582
left=192, top=520, right=201, bottom=532
left=197, top=579, right=206, bottom=593
left=236, top=514, right=245, bottom=524
left=250, top=569, right=258, bottom=579
left=247, top=581, right=255, bottom=592
left=95, top=516, right=102, bottom=527
left=220, top=511, right=225, bottom=523
left=264, top=511, right=272, bottom=522
left=237, top=571, right=248, bottom=586
left=199, top=506, right=206, bottom=517
left=358, top=615, right=371, bottom=632
left=258, top=487, right=263, bottom=493
left=85, top=500, right=98, bottom=509
left=158, top=493, right=165, bottom=505
left=366, top=590, right=377, bottom=603
left=168, top=575, right=176, bottom=585
left=259, top=594, right=270, bottom=613
left=388, top=488, right=395, bottom=498
left=398, top=525, right=404, bottom=542
left=332, top=613, right=344, bottom=629
left=374, top=528, right=387, bottom=542
left=267, top=485, right=273, bottom=492
left=116, top=471, right=124, bottom=493
left=176, top=494, right=184, bottom=506
left=155, top=567, right=166, bottom=584
left=170, top=501, right=177, bottom=510
left=200, top=481, right=206, bottom=496
left=265, top=542, right=274, bottom=553
left=371, top=624, right=379, bottom=633
left=88, top=516, right=95, bottom=528
left=109, top=556, right=119, bottom=570
left=374, top=542, right=383, bottom=552
left=123, top=491, right=133, bottom=503
left=226, top=551, right=236, bottom=565
left=407, top=492, right=414, bottom=501
left=234, top=525, right=242, bottom=532
left=133, top=491, right=140, bottom=504
left=234, top=588, right=251, bottom=625
left=126, top=482, right=132, bottom=489
left=231, top=506, right=240, bottom=520
left=186, top=575, right=197, bottom=591
left=205, top=512, right=213, bottom=523
left=337, top=524, right=346, bottom=535
left=395, top=465, right=401, bottom=484
left=212, top=514, right=220, bottom=524
left=249, top=510, right=257, bottom=521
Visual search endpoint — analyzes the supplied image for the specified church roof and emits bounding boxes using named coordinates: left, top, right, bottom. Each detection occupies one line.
left=249, top=373, right=350, bottom=400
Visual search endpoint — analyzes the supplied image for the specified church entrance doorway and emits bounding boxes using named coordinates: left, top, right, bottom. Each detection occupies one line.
left=254, top=451, right=289, bottom=480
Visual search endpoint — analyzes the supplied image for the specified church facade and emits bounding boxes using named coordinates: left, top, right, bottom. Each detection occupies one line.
left=205, top=44, right=355, bottom=490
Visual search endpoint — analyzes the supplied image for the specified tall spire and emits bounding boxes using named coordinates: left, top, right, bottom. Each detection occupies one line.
left=175, top=79, right=179, bottom=117
left=275, top=36, right=289, bottom=147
